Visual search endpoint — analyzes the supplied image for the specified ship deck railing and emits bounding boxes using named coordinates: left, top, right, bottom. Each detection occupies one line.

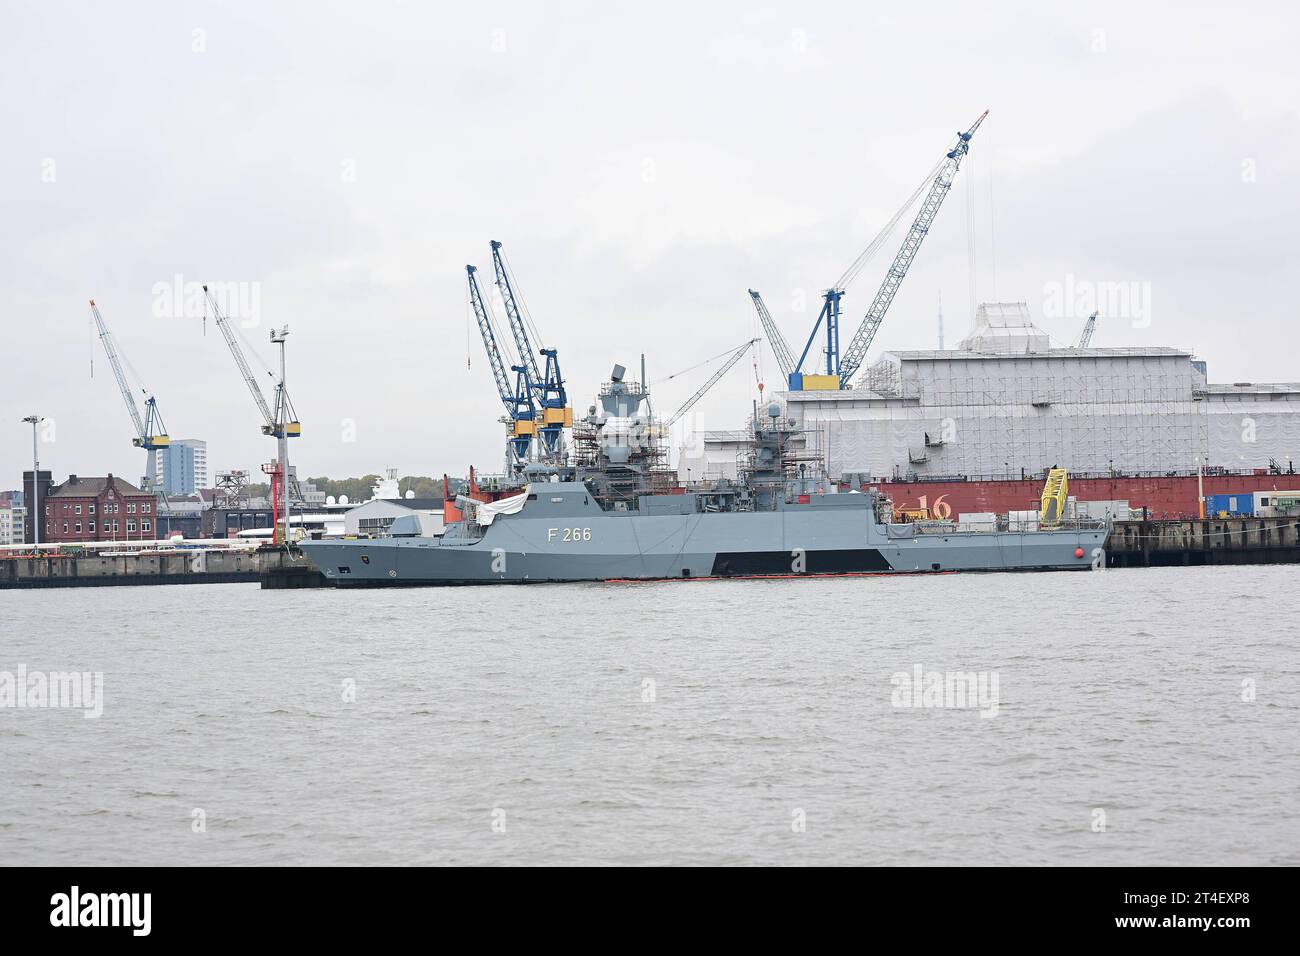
left=910, top=517, right=1110, bottom=535
left=866, top=466, right=1295, bottom=485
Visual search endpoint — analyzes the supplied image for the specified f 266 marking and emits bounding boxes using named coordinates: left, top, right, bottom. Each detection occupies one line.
left=547, top=527, right=592, bottom=542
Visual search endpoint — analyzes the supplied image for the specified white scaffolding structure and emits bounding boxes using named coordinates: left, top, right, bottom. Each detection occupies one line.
left=690, top=305, right=1300, bottom=482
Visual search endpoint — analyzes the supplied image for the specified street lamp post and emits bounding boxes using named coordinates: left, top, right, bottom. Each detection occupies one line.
left=21, top=415, right=43, bottom=546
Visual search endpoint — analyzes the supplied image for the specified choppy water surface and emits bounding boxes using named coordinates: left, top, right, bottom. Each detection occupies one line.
left=2, top=565, right=1297, bottom=865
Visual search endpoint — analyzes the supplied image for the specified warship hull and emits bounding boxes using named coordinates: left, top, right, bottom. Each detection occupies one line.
left=298, top=483, right=1106, bottom=586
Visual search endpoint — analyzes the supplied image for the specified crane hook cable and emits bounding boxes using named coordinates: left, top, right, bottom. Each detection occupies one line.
left=834, top=155, right=945, bottom=292
left=651, top=338, right=762, bottom=385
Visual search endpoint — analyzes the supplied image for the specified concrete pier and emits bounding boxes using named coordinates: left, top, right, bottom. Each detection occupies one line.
left=1106, top=517, right=1300, bottom=568
left=0, top=545, right=313, bottom=589
left=259, top=549, right=328, bottom=589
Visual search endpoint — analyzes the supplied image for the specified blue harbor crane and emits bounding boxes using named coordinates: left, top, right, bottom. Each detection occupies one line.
left=467, top=263, right=536, bottom=464
left=763, top=110, right=988, bottom=391
left=490, top=240, right=571, bottom=458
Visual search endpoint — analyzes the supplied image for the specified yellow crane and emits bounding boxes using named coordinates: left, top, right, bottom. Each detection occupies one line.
left=1040, top=467, right=1069, bottom=528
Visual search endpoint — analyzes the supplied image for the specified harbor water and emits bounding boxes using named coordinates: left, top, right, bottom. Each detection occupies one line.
left=2, top=565, right=1296, bottom=866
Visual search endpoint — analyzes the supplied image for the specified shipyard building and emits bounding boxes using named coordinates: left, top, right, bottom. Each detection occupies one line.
left=681, top=303, right=1300, bottom=483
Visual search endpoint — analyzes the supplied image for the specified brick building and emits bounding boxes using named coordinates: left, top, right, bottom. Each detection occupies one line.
left=42, top=474, right=159, bottom=543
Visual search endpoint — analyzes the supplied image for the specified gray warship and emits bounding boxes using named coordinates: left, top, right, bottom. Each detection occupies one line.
left=297, top=365, right=1108, bottom=586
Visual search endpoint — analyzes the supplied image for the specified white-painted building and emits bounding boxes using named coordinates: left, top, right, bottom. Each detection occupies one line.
left=681, top=303, right=1300, bottom=482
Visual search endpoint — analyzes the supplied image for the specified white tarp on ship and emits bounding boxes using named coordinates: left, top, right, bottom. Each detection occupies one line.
left=474, top=488, right=530, bottom=526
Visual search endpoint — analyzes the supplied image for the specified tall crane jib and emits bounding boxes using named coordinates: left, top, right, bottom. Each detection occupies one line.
left=747, top=291, right=795, bottom=384
left=664, top=338, right=761, bottom=429
left=467, top=264, right=536, bottom=463
left=835, top=110, right=988, bottom=387
left=201, top=285, right=301, bottom=440
left=1076, top=311, right=1099, bottom=349
left=768, top=111, right=988, bottom=392
left=88, top=299, right=170, bottom=492
left=490, top=240, right=572, bottom=458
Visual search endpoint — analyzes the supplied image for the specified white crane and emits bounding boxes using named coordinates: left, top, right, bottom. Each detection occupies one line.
left=747, top=291, right=796, bottom=385
left=89, top=299, right=170, bottom=493
left=1075, top=311, right=1099, bottom=348
left=664, top=338, right=760, bottom=429
left=202, top=285, right=302, bottom=541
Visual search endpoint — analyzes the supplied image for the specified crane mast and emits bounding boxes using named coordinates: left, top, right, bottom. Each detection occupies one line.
left=89, top=299, right=170, bottom=492
left=747, top=291, right=795, bottom=383
left=836, top=110, right=988, bottom=385
left=490, top=240, right=570, bottom=459
left=467, top=264, right=536, bottom=464
left=490, top=241, right=544, bottom=390
left=1076, top=311, right=1099, bottom=348
left=202, top=284, right=301, bottom=541
left=203, top=286, right=280, bottom=433
left=664, top=338, right=760, bottom=429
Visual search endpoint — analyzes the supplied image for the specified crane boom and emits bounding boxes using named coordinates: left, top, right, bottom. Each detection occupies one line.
left=1076, top=311, right=1099, bottom=348
left=490, top=240, right=544, bottom=391
left=89, top=299, right=170, bottom=492
left=467, top=265, right=515, bottom=407
left=203, top=285, right=275, bottom=428
left=747, top=290, right=795, bottom=382
left=468, top=263, right=535, bottom=463
left=664, top=338, right=759, bottom=428
left=489, top=240, right=570, bottom=460
left=837, top=110, right=988, bottom=385
left=89, top=299, right=147, bottom=439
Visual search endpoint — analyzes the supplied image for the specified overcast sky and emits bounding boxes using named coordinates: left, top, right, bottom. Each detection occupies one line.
left=4, top=1, right=1297, bottom=488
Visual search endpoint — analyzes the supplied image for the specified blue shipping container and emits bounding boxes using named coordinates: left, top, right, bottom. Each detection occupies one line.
left=1206, top=493, right=1254, bottom=517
